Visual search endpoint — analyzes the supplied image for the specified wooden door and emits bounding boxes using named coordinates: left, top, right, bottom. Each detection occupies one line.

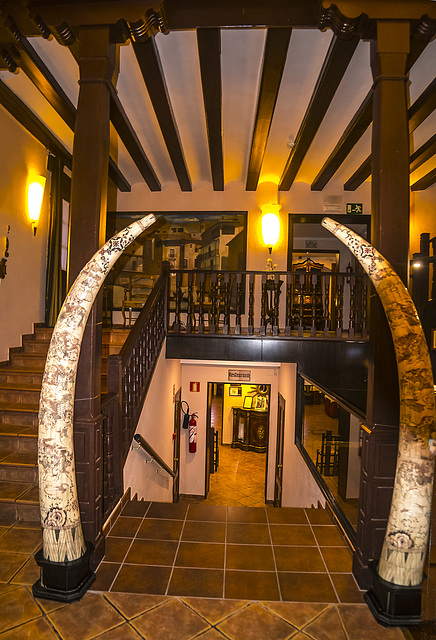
left=274, top=393, right=285, bottom=507
left=173, top=388, right=181, bottom=502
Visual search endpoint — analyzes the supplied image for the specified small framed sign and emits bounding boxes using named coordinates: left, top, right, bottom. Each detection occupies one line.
left=228, top=369, right=251, bottom=382
left=346, top=203, right=363, bottom=214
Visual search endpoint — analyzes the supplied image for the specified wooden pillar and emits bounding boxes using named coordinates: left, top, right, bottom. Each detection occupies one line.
left=354, top=21, right=410, bottom=588
left=67, top=26, right=116, bottom=563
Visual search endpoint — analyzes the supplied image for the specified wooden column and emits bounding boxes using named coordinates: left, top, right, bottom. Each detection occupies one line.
left=67, top=26, right=116, bottom=563
left=354, top=21, right=410, bottom=588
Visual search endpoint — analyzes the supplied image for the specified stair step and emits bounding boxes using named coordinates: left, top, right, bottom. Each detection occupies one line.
left=0, top=451, right=38, bottom=483
left=0, top=429, right=37, bottom=452
left=0, top=385, right=41, bottom=405
left=34, top=326, right=54, bottom=341
left=21, top=339, right=50, bottom=355
left=10, top=353, right=48, bottom=369
left=0, top=368, right=44, bottom=386
left=0, top=481, right=39, bottom=523
left=0, top=403, right=39, bottom=426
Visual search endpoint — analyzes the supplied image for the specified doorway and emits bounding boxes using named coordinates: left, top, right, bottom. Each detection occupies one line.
left=204, top=381, right=270, bottom=506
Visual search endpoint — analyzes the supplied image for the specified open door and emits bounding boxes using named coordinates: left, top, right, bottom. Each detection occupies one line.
left=274, top=392, right=285, bottom=507
left=173, top=388, right=181, bottom=502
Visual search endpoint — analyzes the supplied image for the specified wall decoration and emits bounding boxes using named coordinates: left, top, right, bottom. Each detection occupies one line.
left=229, top=385, right=242, bottom=396
left=243, top=396, right=253, bottom=409
left=322, top=216, right=435, bottom=589
left=38, top=214, right=156, bottom=563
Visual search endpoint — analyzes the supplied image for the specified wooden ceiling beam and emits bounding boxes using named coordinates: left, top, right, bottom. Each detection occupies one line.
left=410, top=133, right=436, bottom=173
left=411, top=166, right=436, bottom=191
left=109, top=86, right=161, bottom=191
left=311, top=89, right=373, bottom=191
left=246, top=27, right=292, bottom=191
left=344, top=156, right=371, bottom=191
left=132, top=36, right=192, bottom=191
left=197, top=28, right=223, bottom=191
left=279, top=33, right=360, bottom=190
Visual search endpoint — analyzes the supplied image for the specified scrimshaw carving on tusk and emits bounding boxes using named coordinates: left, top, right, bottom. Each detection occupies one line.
left=322, top=216, right=435, bottom=587
left=38, top=214, right=156, bottom=563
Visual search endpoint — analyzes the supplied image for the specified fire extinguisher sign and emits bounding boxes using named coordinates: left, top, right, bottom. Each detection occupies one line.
left=190, top=381, right=200, bottom=392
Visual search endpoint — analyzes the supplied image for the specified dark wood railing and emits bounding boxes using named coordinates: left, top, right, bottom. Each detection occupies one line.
left=105, top=270, right=168, bottom=468
left=167, top=269, right=369, bottom=339
left=101, top=392, right=122, bottom=523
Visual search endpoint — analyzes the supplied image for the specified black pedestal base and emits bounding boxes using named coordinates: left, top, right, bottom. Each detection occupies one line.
left=32, top=542, right=96, bottom=603
left=364, top=561, right=421, bottom=627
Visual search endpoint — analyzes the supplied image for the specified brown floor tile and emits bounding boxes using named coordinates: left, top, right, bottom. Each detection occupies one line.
left=121, top=500, right=150, bottom=517
left=111, top=564, right=171, bottom=594
left=0, top=583, right=21, bottom=596
left=0, top=551, right=29, bottom=582
left=225, top=570, right=280, bottom=601
left=131, top=599, right=210, bottom=640
left=109, top=516, right=143, bottom=538
left=168, top=567, right=224, bottom=598
left=92, top=623, right=142, bottom=639
left=274, top=546, right=326, bottom=572
left=104, top=536, right=132, bottom=563
left=181, top=597, right=249, bottom=624
left=196, top=629, right=232, bottom=639
left=182, top=521, right=226, bottom=543
left=0, top=616, right=60, bottom=639
left=0, top=586, right=42, bottom=634
left=312, top=525, right=346, bottom=547
left=0, top=528, right=41, bottom=554
left=337, top=604, right=406, bottom=639
left=227, top=506, right=267, bottom=523
left=227, top=522, right=270, bottom=545
left=137, top=518, right=183, bottom=541
left=175, top=541, right=225, bottom=569
left=278, top=572, right=338, bottom=603
left=303, top=605, right=348, bottom=639
left=331, top=573, right=364, bottom=603
left=260, top=601, right=330, bottom=628
left=320, top=547, right=353, bottom=572
left=226, top=544, right=275, bottom=571
left=126, top=538, right=178, bottom=566
left=10, top=554, right=39, bottom=585
left=104, top=592, right=170, bottom=619
left=270, top=524, right=316, bottom=546
left=186, top=504, right=227, bottom=522
left=146, top=502, right=188, bottom=520
left=92, top=562, right=120, bottom=592
left=305, top=509, right=335, bottom=525
left=267, top=508, right=308, bottom=525
left=48, top=593, right=125, bottom=640
left=217, top=602, right=294, bottom=640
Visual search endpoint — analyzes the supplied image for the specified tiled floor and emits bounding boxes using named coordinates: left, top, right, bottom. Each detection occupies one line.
left=0, top=506, right=425, bottom=639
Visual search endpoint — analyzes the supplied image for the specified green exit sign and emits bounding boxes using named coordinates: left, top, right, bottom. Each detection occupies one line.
left=346, top=203, right=363, bottom=214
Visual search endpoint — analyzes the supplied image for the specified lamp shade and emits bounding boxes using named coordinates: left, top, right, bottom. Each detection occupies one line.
left=28, top=176, right=46, bottom=234
left=262, top=211, right=280, bottom=250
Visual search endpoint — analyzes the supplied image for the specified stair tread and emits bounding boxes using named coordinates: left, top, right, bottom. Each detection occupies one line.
left=0, top=424, right=37, bottom=436
left=0, top=365, right=45, bottom=373
left=16, top=484, right=39, bottom=503
left=0, top=383, right=41, bottom=391
left=0, top=451, right=37, bottom=466
left=0, top=402, right=39, bottom=412
left=0, top=480, right=34, bottom=501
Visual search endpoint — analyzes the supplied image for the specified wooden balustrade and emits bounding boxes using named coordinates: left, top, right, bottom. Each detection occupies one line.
left=167, top=269, right=369, bottom=339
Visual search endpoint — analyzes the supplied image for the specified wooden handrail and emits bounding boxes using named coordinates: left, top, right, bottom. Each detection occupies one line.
left=133, top=433, right=175, bottom=478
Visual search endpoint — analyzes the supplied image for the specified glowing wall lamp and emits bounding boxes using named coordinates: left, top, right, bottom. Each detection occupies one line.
left=28, top=176, right=46, bottom=236
left=261, top=206, right=281, bottom=254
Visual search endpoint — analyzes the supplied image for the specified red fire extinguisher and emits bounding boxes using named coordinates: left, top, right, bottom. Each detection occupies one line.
left=189, top=413, right=197, bottom=453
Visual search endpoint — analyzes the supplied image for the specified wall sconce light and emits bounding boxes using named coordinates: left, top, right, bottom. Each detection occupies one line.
left=261, top=206, right=281, bottom=254
left=28, top=176, right=46, bottom=236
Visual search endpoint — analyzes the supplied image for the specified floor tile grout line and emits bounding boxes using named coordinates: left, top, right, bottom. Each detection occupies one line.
left=164, top=502, right=189, bottom=596
left=305, top=507, right=342, bottom=604
left=223, top=505, right=228, bottom=599
left=106, top=500, right=152, bottom=592
left=266, top=507, right=283, bottom=601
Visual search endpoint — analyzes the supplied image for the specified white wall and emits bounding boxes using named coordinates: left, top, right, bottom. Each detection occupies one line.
left=0, top=107, right=49, bottom=360
left=278, top=363, right=325, bottom=508
left=179, top=360, right=279, bottom=499
left=123, top=341, right=182, bottom=502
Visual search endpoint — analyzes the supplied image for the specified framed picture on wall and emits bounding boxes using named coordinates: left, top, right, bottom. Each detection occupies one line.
left=243, top=396, right=253, bottom=409
left=229, top=385, right=242, bottom=397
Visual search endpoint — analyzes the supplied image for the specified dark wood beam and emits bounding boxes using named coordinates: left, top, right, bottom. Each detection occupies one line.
left=279, top=34, right=360, bottom=191
left=410, top=132, right=436, bottom=173
left=246, top=27, right=292, bottom=191
left=132, top=36, right=192, bottom=191
left=197, top=28, right=224, bottom=191
left=5, top=17, right=76, bottom=129
left=0, top=77, right=72, bottom=166
left=411, top=167, right=436, bottom=191
left=344, top=156, right=371, bottom=191
left=109, top=86, right=161, bottom=190
left=311, top=89, right=373, bottom=191
left=108, top=157, right=131, bottom=192
left=408, top=76, right=436, bottom=133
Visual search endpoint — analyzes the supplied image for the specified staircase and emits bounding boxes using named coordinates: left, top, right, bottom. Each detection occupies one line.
left=0, top=324, right=129, bottom=524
